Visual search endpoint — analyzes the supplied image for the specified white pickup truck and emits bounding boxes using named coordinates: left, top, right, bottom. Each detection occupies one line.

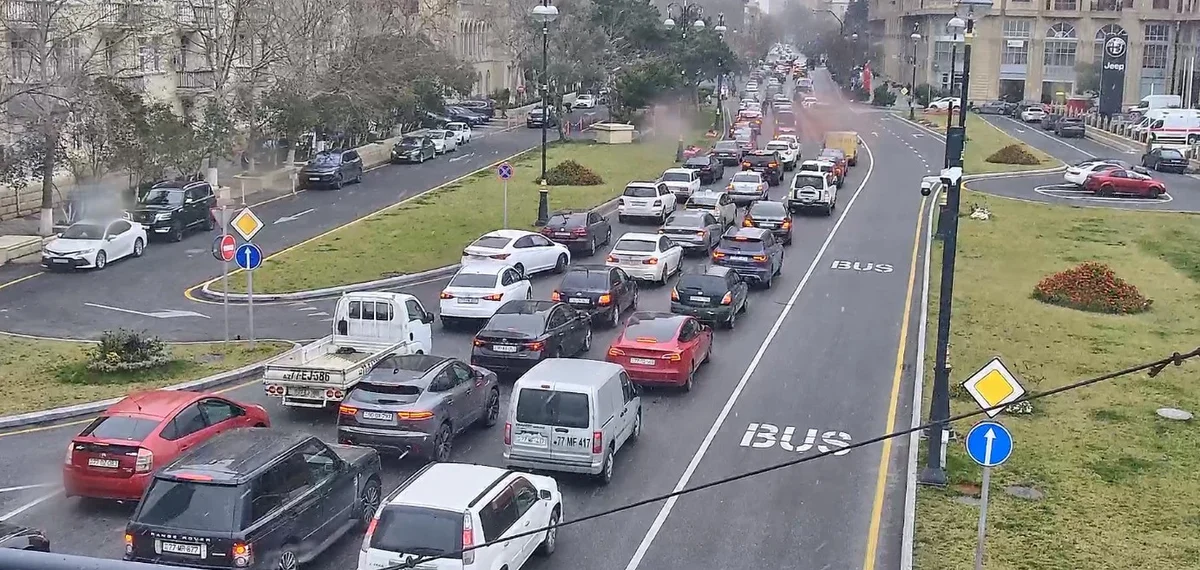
left=262, top=292, right=435, bottom=408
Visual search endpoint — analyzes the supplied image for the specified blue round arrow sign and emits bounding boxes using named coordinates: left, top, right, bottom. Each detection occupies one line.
left=965, top=420, right=1013, bottom=467
left=235, top=243, right=263, bottom=271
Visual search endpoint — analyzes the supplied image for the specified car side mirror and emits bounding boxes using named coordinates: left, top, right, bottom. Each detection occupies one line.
left=105, top=235, right=115, bottom=241
left=421, top=311, right=435, bottom=324
left=538, top=489, right=552, bottom=500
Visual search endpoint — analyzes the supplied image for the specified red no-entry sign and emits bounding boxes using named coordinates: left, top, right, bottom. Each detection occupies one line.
left=212, top=234, right=237, bottom=262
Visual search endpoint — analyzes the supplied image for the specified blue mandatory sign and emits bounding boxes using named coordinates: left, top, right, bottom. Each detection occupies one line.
left=235, top=243, right=263, bottom=271
left=497, top=162, right=513, bottom=180
left=964, top=420, right=1013, bottom=467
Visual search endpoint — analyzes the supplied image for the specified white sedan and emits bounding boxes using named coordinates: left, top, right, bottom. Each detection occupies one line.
left=926, top=97, right=962, bottom=110
left=1020, top=107, right=1046, bottom=122
left=428, top=129, right=458, bottom=153
left=1064, top=161, right=1121, bottom=186
left=461, top=229, right=571, bottom=277
left=606, top=233, right=683, bottom=285
left=573, top=94, right=598, bottom=109
left=446, top=122, right=472, bottom=145
left=41, top=218, right=147, bottom=271
left=438, top=262, right=531, bottom=326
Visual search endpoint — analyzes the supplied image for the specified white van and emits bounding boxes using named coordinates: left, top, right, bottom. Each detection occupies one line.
left=1130, top=109, right=1175, bottom=136
left=1146, top=109, right=1200, bottom=145
left=1128, top=94, right=1182, bottom=115
left=503, top=359, right=642, bottom=484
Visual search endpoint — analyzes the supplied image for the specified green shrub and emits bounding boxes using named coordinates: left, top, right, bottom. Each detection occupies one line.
left=85, top=329, right=170, bottom=373
left=1032, top=262, right=1152, bottom=314
left=985, top=144, right=1041, bottom=165
left=545, top=159, right=604, bottom=186
left=872, top=85, right=897, bottom=107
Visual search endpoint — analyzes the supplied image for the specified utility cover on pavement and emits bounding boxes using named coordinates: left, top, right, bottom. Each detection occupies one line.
left=962, top=357, right=1027, bottom=417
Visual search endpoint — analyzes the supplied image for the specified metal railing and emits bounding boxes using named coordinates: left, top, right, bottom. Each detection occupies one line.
left=176, top=69, right=214, bottom=90
left=4, top=0, right=52, bottom=24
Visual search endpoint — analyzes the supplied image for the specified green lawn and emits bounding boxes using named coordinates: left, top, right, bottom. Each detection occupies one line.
left=233, top=135, right=698, bottom=294
left=914, top=111, right=1058, bottom=175
left=0, top=337, right=291, bottom=415
left=914, top=190, right=1200, bottom=570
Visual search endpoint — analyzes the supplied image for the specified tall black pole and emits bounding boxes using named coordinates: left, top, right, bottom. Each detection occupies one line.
left=944, top=44, right=957, bottom=153
left=908, top=38, right=918, bottom=120
left=535, top=13, right=550, bottom=225
left=921, top=30, right=972, bottom=489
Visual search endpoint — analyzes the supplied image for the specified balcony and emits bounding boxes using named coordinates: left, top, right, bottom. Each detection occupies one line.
left=903, top=0, right=958, bottom=14
left=175, top=2, right=215, bottom=29
left=4, top=1, right=52, bottom=25
left=176, top=69, right=214, bottom=91
left=97, top=2, right=148, bottom=27
left=1088, top=0, right=1123, bottom=15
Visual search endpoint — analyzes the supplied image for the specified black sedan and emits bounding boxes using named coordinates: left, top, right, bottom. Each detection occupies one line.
left=471, top=300, right=592, bottom=377
left=1055, top=117, right=1086, bottom=138
left=711, top=141, right=744, bottom=166
left=0, top=522, right=49, bottom=551
left=540, top=210, right=612, bottom=255
left=552, top=265, right=639, bottom=328
left=446, top=105, right=489, bottom=126
left=683, top=155, right=726, bottom=184
left=526, top=107, right=557, bottom=128
left=670, top=265, right=750, bottom=328
left=742, top=200, right=793, bottom=245
left=1141, top=147, right=1189, bottom=173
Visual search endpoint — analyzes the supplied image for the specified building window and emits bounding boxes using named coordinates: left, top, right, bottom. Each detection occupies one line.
left=1093, top=24, right=1127, bottom=64
left=1152, top=0, right=1169, bottom=8
left=1043, top=23, right=1078, bottom=67
left=1002, top=19, right=1032, bottom=66
left=933, top=41, right=962, bottom=70
left=1143, top=44, right=1168, bottom=68
left=1145, top=23, right=1170, bottom=42
left=1046, top=0, right=1077, bottom=9
left=1003, top=18, right=1033, bottom=38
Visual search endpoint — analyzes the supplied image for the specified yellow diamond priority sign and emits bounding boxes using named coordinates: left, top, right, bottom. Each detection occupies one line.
left=231, top=207, right=263, bottom=241
left=961, top=357, right=1026, bottom=418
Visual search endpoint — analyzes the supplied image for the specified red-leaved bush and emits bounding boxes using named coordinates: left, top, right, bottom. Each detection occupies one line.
left=1032, top=262, right=1152, bottom=314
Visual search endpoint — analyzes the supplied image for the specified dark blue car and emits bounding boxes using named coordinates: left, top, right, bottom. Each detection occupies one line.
left=711, top=227, right=784, bottom=288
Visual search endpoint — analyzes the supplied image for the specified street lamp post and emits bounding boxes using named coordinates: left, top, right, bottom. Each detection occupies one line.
left=909, top=27, right=922, bottom=121
left=532, top=0, right=559, bottom=226
left=664, top=1, right=705, bottom=162
left=943, top=19, right=964, bottom=140
left=919, top=0, right=992, bottom=488
left=713, top=13, right=728, bottom=134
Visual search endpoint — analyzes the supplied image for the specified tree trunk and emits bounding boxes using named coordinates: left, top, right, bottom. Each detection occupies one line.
left=38, top=131, right=56, bottom=237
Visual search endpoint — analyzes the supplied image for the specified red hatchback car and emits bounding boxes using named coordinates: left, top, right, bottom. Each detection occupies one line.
left=63, top=390, right=269, bottom=501
left=1083, top=168, right=1167, bottom=198
left=606, top=311, right=714, bottom=391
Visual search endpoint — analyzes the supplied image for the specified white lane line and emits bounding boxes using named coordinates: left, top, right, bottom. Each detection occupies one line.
left=0, top=483, right=56, bottom=494
left=0, top=490, right=59, bottom=521
left=998, top=116, right=1099, bottom=157
left=623, top=136, right=879, bottom=570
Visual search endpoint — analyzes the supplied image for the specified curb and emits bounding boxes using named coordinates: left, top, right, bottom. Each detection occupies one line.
left=0, top=342, right=301, bottom=430
left=197, top=195, right=625, bottom=303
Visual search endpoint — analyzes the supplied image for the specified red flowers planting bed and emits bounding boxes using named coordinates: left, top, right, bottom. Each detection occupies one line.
left=1032, top=262, right=1152, bottom=314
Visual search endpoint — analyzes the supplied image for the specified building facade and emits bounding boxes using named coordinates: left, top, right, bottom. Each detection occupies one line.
left=870, top=0, right=1200, bottom=106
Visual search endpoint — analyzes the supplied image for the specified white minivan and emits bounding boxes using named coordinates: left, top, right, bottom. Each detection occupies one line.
left=1128, top=94, right=1182, bottom=115
left=503, top=359, right=642, bottom=484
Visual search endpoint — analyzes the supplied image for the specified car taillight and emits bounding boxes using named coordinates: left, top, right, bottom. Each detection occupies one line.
left=439, top=291, right=454, bottom=299
left=572, top=228, right=588, bottom=235
left=653, top=200, right=662, bottom=207
left=482, top=293, right=503, bottom=301
left=662, top=352, right=682, bottom=361
left=769, top=162, right=778, bottom=168
left=125, top=533, right=133, bottom=555
left=472, top=338, right=486, bottom=347
left=721, top=292, right=733, bottom=305
left=397, top=411, right=434, bottom=420
left=361, top=518, right=377, bottom=552
left=551, top=290, right=561, bottom=301
left=618, top=198, right=625, bottom=205
left=743, top=217, right=754, bottom=227
left=232, top=542, right=252, bottom=568
left=592, top=431, right=603, bottom=454
left=606, top=255, right=617, bottom=263
left=339, top=405, right=357, bottom=415
left=782, top=219, right=792, bottom=228
left=644, top=258, right=659, bottom=265
left=742, top=162, right=751, bottom=168
left=598, top=293, right=613, bottom=305
left=65, top=444, right=74, bottom=465
left=462, top=512, right=476, bottom=564
left=525, top=341, right=545, bottom=352
left=504, top=422, right=512, bottom=445
left=489, top=253, right=510, bottom=260
left=540, top=227, right=554, bottom=235
left=712, top=251, right=726, bottom=259
left=726, top=184, right=733, bottom=189
left=753, top=254, right=769, bottom=262
left=135, top=448, right=153, bottom=473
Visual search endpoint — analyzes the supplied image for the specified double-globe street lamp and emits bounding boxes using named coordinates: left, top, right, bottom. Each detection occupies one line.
left=532, top=0, right=559, bottom=226
left=710, top=13, right=728, bottom=134
left=664, top=1, right=705, bottom=162
left=908, top=26, right=922, bottom=121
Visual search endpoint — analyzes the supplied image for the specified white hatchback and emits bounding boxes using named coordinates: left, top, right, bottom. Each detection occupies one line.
left=429, top=129, right=458, bottom=153
left=461, top=229, right=572, bottom=277
left=439, top=262, right=532, bottom=325
left=446, top=122, right=473, bottom=145
left=358, top=463, right=562, bottom=570
left=606, top=233, right=683, bottom=284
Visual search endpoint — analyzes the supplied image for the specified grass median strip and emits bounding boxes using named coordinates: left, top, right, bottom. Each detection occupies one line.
left=914, top=112, right=1057, bottom=175
left=233, top=135, right=694, bottom=294
left=0, top=336, right=291, bottom=416
left=915, top=191, right=1200, bottom=570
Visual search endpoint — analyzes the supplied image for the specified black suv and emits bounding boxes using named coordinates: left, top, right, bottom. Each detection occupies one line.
left=741, top=151, right=783, bottom=186
left=540, top=210, right=612, bottom=255
left=526, top=107, right=557, bottom=128
left=128, top=180, right=216, bottom=242
left=298, top=149, right=364, bottom=190
left=125, top=429, right=381, bottom=570
left=670, top=265, right=749, bottom=328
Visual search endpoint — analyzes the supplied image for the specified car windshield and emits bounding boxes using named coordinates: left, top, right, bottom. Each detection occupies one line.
left=662, top=172, right=692, bottom=182
left=371, top=505, right=463, bottom=554
left=349, top=382, right=423, bottom=404
left=793, top=174, right=825, bottom=187
left=1062, top=118, right=1083, bottom=124
left=1161, top=149, right=1184, bottom=159
left=622, top=316, right=681, bottom=342
left=766, top=143, right=789, bottom=151
left=623, top=186, right=657, bottom=198
left=515, top=388, right=590, bottom=428
left=665, top=212, right=706, bottom=227
left=449, top=272, right=499, bottom=288
left=734, top=130, right=753, bottom=139
left=429, top=131, right=445, bottom=139
left=614, top=239, right=657, bottom=252
left=678, top=275, right=730, bottom=294
left=749, top=201, right=788, bottom=217
left=714, top=142, right=738, bottom=151
left=136, top=480, right=241, bottom=532
left=561, top=270, right=610, bottom=289
left=80, top=414, right=159, bottom=441
left=776, top=112, right=795, bottom=123
left=400, top=137, right=422, bottom=146
left=688, top=196, right=718, bottom=208
left=684, top=158, right=710, bottom=167
left=719, top=236, right=765, bottom=252
left=139, top=189, right=184, bottom=206
left=447, top=123, right=465, bottom=130
left=60, top=224, right=106, bottom=240
left=310, top=153, right=341, bottom=165
left=470, top=236, right=512, bottom=249
left=732, top=173, right=760, bottom=183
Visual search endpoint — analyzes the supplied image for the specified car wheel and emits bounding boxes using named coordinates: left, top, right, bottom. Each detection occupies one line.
left=333, top=175, right=344, bottom=190
left=725, top=309, right=737, bottom=329
left=358, top=478, right=381, bottom=528
left=483, top=388, right=500, bottom=427
left=93, top=250, right=107, bottom=270
left=538, top=508, right=560, bottom=555
left=596, top=447, right=614, bottom=485
left=609, top=303, right=621, bottom=328
left=763, top=273, right=773, bottom=289
left=630, top=409, right=642, bottom=442
left=431, top=423, right=453, bottom=462
left=171, top=221, right=184, bottom=242
left=1098, top=184, right=1115, bottom=197
left=682, top=366, right=695, bottom=392
left=658, top=265, right=668, bottom=286
left=513, top=263, right=525, bottom=278
left=554, top=253, right=568, bottom=273
left=587, top=236, right=597, bottom=256
left=202, top=213, right=215, bottom=231
left=604, top=227, right=612, bottom=245
left=440, top=316, right=456, bottom=329
left=580, top=328, right=592, bottom=353
left=133, top=238, right=144, bottom=257
left=419, top=153, right=427, bottom=163
left=1149, top=186, right=1163, bottom=198
left=278, top=549, right=299, bottom=570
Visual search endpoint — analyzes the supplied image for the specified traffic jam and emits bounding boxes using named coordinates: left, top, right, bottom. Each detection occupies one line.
left=6, top=47, right=869, bottom=570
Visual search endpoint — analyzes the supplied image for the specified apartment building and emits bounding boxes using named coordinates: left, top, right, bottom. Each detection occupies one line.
left=455, top=0, right=522, bottom=97
left=870, top=0, right=1200, bottom=105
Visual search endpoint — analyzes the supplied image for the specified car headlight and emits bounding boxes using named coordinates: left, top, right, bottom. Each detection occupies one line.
left=155, top=213, right=171, bottom=221
left=80, top=249, right=95, bottom=255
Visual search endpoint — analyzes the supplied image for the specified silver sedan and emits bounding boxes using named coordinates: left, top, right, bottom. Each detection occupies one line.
left=658, top=210, right=723, bottom=253
left=726, top=171, right=768, bottom=204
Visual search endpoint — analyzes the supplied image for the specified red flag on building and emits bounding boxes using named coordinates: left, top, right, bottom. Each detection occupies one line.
left=862, top=63, right=872, bottom=94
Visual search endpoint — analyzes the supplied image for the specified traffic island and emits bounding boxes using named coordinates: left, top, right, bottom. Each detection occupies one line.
left=913, top=190, right=1200, bottom=570
left=0, top=333, right=291, bottom=419
left=902, top=112, right=1057, bottom=175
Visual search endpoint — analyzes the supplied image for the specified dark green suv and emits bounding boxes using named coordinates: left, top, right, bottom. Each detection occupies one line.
left=127, top=180, right=216, bottom=242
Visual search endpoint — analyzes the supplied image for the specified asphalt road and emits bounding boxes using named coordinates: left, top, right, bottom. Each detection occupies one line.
left=974, top=114, right=1200, bottom=212
left=0, top=72, right=937, bottom=570
left=0, top=113, right=601, bottom=341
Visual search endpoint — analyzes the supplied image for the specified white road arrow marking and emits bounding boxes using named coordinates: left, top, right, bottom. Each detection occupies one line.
left=1016, top=129, right=1026, bottom=133
left=84, top=303, right=211, bottom=319
left=912, top=133, right=923, bottom=138
left=871, top=131, right=878, bottom=136
left=273, top=208, right=315, bottom=224
left=983, top=427, right=996, bottom=465
left=449, top=153, right=476, bottom=162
